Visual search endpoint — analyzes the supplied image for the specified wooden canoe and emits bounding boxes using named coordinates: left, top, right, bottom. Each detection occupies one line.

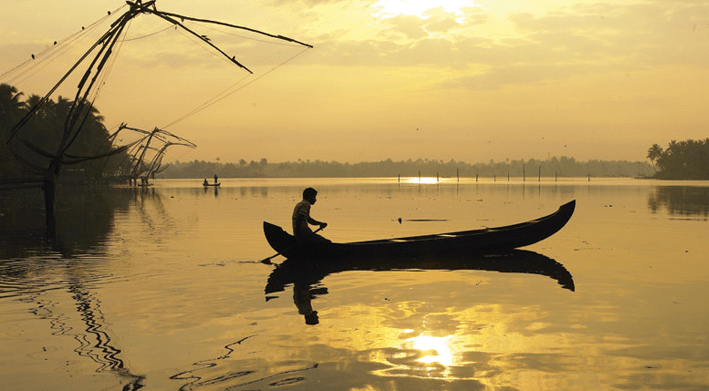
left=263, top=199, right=575, bottom=259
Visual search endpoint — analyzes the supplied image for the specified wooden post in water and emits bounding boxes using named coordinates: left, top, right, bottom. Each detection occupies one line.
left=538, top=166, right=541, bottom=182
left=588, top=172, right=591, bottom=182
left=43, top=174, right=56, bottom=232
left=508, top=171, right=510, bottom=181
left=523, top=164, right=526, bottom=182
left=476, top=173, right=478, bottom=182
left=457, top=168, right=459, bottom=183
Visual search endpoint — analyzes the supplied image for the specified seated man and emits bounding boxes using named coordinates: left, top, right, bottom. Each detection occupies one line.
left=292, top=187, right=330, bottom=242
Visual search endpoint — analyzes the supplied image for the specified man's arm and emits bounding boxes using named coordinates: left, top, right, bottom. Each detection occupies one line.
left=307, top=216, right=327, bottom=228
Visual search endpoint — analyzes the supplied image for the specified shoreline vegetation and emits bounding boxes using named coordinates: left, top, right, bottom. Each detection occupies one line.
left=647, top=139, right=709, bottom=180
left=3, top=83, right=708, bottom=182
left=158, top=157, right=653, bottom=179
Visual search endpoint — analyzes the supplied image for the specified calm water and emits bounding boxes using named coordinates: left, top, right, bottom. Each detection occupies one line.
left=1, top=177, right=708, bottom=390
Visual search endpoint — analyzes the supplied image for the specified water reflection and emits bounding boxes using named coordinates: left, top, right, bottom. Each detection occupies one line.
left=67, top=280, right=146, bottom=389
left=265, top=250, right=575, bottom=325
left=0, top=186, right=133, bottom=259
left=5, top=179, right=707, bottom=390
left=170, top=335, right=318, bottom=391
left=648, top=185, right=709, bottom=218
left=14, top=264, right=146, bottom=389
left=0, top=186, right=167, bottom=389
left=203, top=185, right=219, bottom=197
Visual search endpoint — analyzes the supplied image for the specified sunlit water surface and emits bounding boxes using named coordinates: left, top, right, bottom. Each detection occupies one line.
left=1, top=177, right=708, bottom=390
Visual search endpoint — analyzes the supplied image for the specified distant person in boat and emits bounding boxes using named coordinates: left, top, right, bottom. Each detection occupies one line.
left=293, top=187, right=330, bottom=242
left=214, top=174, right=218, bottom=184
left=203, top=178, right=209, bottom=186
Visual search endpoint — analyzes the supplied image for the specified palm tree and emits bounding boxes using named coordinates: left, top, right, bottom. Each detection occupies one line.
left=647, top=144, right=663, bottom=172
left=22, top=94, right=58, bottom=158
left=0, top=83, right=26, bottom=137
left=8, top=95, right=70, bottom=175
left=0, top=84, right=28, bottom=179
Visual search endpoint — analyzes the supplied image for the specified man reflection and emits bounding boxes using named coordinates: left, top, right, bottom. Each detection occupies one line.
left=293, top=283, right=328, bottom=325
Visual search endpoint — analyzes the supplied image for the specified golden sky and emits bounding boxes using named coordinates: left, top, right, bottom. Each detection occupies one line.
left=2, top=0, right=708, bottom=164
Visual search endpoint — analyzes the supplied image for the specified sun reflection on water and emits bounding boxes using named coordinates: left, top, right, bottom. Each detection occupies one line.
left=407, top=333, right=455, bottom=367
left=405, top=177, right=440, bottom=184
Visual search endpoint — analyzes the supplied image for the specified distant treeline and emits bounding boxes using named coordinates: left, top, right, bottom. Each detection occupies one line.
left=647, top=139, right=709, bottom=180
left=159, top=156, right=653, bottom=179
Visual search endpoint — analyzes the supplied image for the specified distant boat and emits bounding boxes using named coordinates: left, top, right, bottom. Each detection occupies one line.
left=203, top=182, right=220, bottom=187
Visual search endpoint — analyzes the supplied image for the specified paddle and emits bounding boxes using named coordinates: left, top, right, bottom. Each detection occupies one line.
left=261, top=226, right=325, bottom=265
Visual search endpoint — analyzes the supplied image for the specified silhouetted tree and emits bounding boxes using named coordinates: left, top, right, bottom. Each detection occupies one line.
left=647, top=144, right=663, bottom=172
left=0, top=84, right=27, bottom=178
left=652, top=139, right=709, bottom=179
left=1, top=84, right=129, bottom=181
left=0, top=84, right=26, bottom=131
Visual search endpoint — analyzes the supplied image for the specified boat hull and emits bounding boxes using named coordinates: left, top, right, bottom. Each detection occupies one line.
left=264, top=200, right=575, bottom=259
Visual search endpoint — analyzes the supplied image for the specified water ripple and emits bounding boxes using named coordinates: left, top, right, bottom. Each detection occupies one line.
left=170, top=335, right=320, bottom=391
left=0, top=257, right=128, bottom=299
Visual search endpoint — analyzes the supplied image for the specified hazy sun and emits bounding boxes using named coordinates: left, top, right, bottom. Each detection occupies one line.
left=373, top=0, right=478, bottom=18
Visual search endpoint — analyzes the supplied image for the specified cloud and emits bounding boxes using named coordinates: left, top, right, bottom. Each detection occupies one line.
left=376, top=6, right=487, bottom=40
left=441, top=63, right=588, bottom=91
left=267, top=0, right=369, bottom=6
left=381, top=14, right=429, bottom=40
left=285, top=0, right=709, bottom=93
left=424, top=13, right=461, bottom=34
left=435, top=1, right=709, bottom=90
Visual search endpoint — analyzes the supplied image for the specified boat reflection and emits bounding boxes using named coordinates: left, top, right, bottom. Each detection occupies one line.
left=203, top=185, right=219, bottom=197
left=265, top=250, right=575, bottom=325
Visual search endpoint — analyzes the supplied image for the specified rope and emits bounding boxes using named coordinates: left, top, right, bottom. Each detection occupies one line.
left=0, top=5, right=125, bottom=85
left=121, top=24, right=174, bottom=42
left=162, top=46, right=311, bottom=129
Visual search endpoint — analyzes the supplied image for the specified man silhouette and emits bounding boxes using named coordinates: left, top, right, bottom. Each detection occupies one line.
left=292, top=187, right=329, bottom=242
